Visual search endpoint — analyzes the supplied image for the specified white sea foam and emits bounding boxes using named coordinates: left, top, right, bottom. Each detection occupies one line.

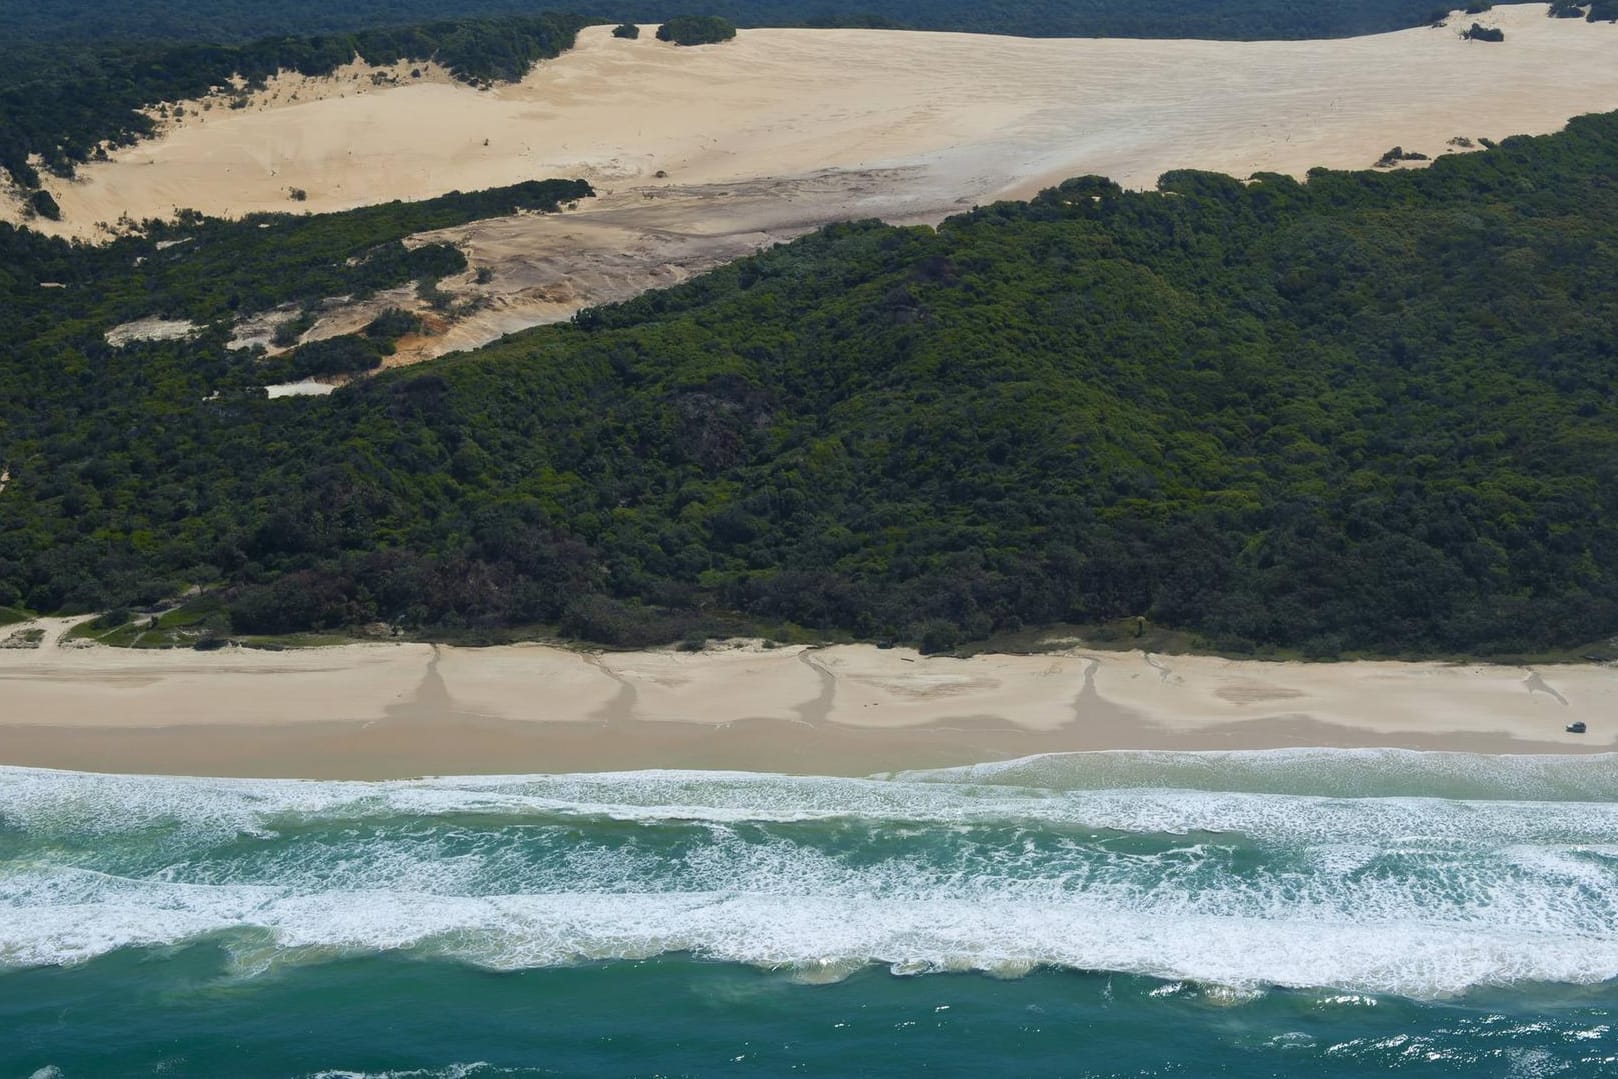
left=8, top=761, right=1618, bottom=841
left=308, top=1067, right=502, bottom=1079
left=893, top=748, right=1618, bottom=802
left=5, top=870, right=1617, bottom=998
left=4, top=758, right=1618, bottom=998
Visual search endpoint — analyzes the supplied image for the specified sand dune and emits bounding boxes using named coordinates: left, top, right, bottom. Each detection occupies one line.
left=10, top=7, right=1618, bottom=362
left=14, top=6, right=1618, bottom=239
left=1, top=631, right=1612, bottom=778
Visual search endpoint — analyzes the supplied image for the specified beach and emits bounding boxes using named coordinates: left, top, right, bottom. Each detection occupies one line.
left=8, top=634, right=1618, bottom=1069
left=1, top=631, right=1611, bottom=778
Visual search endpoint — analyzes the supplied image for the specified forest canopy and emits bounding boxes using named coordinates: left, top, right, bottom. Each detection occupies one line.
left=0, top=0, right=1507, bottom=47
left=4, top=117, right=1618, bottom=657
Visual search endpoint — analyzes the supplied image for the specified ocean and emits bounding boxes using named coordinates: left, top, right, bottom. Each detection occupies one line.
left=3, top=749, right=1617, bottom=1077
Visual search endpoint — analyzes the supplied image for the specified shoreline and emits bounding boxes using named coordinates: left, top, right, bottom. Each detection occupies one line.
left=1, top=638, right=1611, bottom=779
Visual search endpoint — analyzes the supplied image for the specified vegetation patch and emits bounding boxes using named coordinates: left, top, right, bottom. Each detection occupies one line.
left=1375, top=146, right=1431, bottom=168
left=26, top=191, right=61, bottom=220
left=90, top=600, right=235, bottom=648
left=0, top=627, right=45, bottom=648
left=656, top=16, right=739, bottom=45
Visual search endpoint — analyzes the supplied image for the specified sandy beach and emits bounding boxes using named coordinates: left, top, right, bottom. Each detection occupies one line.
left=9, top=6, right=1618, bottom=365
left=1, top=627, right=1612, bottom=778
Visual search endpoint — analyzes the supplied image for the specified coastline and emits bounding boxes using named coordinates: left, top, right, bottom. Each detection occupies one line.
left=0, top=637, right=1611, bottom=779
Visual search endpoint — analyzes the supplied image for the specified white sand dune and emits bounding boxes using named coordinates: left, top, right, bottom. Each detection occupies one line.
left=15, top=6, right=1618, bottom=238
left=9, top=6, right=1618, bottom=361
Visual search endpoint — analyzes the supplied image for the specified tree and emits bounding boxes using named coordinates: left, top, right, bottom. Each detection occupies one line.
left=27, top=190, right=60, bottom=220
left=656, top=16, right=737, bottom=45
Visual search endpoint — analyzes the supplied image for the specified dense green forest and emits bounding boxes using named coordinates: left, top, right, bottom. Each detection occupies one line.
left=4, top=117, right=1618, bottom=656
left=0, top=0, right=1507, bottom=46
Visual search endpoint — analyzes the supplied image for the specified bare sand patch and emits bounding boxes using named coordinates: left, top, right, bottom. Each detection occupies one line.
left=263, top=379, right=338, bottom=398
left=104, top=317, right=199, bottom=346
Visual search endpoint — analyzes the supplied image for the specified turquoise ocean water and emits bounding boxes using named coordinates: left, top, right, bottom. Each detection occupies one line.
left=4, top=749, right=1618, bottom=1076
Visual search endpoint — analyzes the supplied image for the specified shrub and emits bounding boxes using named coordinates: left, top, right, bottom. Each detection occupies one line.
left=284, top=335, right=387, bottom=378
left=1376, top=146, right=1430, bottom=167
left=87, top=608, right=132, bottom=631
left=363, top=307, right=421, bottom=343
left=272, top=307, right=318, bottom=347
left=656, top=16, right=737, bottom=46
left=916, top=619, right=961, bottom=655
left=612, top=23, right=640, bottom=39
left=27, top=189, right=60, bottom=220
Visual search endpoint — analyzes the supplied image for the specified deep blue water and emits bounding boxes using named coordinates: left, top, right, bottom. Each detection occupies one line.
left=4, top=750, right=1617, bottom=1076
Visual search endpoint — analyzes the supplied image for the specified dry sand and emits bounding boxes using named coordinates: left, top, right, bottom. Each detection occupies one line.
left=9, top=6, right=1618, bottom=362
left=20, top=6, right=1618, bottom=234
left=1, top=630, right=1612, bottom=778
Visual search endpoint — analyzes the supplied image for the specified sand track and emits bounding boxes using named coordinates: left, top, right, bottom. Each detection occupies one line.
left=10, top=6, right=1618, bottom=360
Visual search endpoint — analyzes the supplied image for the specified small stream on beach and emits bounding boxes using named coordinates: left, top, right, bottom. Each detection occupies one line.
left=4, top=749, right=1618, bottom=1075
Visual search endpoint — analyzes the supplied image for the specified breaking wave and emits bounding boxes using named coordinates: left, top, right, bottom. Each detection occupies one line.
left=4, top=750, right=1618, bottom=999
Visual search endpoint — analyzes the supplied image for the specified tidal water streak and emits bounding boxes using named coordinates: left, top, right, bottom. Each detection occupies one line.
left=3, top=749, right=1618, bottom=1075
